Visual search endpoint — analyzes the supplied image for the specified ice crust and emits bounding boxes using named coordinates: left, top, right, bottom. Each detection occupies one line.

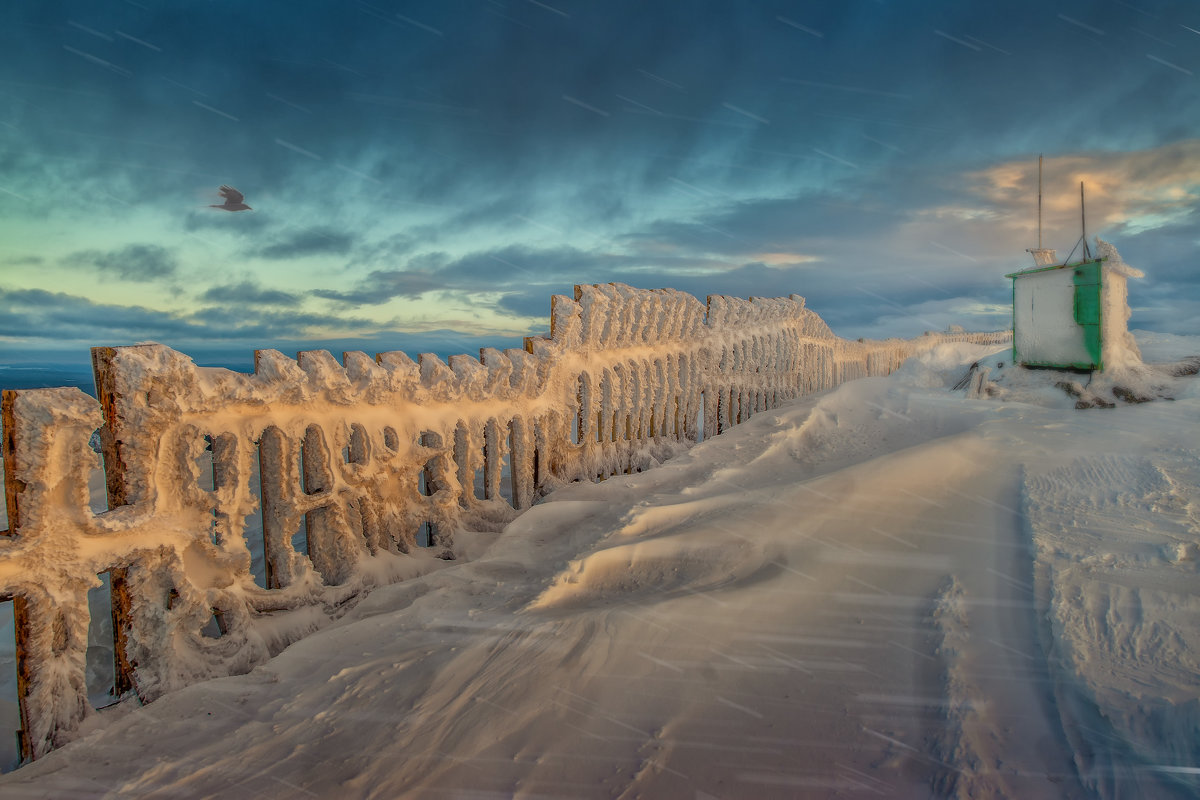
left=0, top=283, right=1008, bottom=760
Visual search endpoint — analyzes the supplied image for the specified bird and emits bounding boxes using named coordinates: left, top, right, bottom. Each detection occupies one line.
left=210, top=185, right=252, bottom=211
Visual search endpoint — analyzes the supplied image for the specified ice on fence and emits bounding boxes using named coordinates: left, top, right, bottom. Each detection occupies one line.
left=0, top=283, right=1009, bottom=762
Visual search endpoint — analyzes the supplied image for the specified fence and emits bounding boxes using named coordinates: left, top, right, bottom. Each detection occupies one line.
left=0, top=283, right=1010, bottom=762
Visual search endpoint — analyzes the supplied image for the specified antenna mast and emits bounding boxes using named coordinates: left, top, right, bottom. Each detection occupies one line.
left=1026, top=154, right=1057, bottom=266
left=1038, top=154, right=1043, bottom=249
left=1080, top=181, right=1091, bottom=260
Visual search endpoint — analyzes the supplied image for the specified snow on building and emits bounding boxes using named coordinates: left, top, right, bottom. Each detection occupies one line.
left=1005, top=238, right=1143, bottom=371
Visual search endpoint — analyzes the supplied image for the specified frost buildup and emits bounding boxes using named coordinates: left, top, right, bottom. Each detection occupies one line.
left=0, top=284, right=1009, bottom=762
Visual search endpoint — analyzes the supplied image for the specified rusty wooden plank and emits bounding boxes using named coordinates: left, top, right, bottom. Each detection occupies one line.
left=4, top=392, right=35, bottom=761
left=90, top=348, right=138, bottom=699
left=90, top=347, right=128, bottom=508
left=3, top=390, right=22, bottom=534
left=109, top=568, right=136, bottom=697
left=453, top=423, right=472, bottom=509
left=257, top=426, right=287, bottom=590
left=483, top=418, right=501, bottom=502
left=12, top=594, right=34, bottom=762
left=302, top=424, right=339, bottom=584
left=209, top=432, right=238, bottom=547
left=508, top=418, right=529, bottom=510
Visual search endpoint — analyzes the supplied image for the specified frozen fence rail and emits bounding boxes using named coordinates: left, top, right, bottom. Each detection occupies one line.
left=0, top=283, right=1009, bottom=762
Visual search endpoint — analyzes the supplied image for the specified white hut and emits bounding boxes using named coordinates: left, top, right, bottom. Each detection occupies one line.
left=1005, top=238, right=1143, bottom=371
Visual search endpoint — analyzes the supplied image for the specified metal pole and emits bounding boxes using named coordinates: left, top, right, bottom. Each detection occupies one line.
left=1080, top=181, right=1089, bottom=259
left=1038, top=154, right=1043, bottom=249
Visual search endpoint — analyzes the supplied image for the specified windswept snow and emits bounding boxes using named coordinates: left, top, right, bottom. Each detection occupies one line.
left=2, top=333, right=1198, bottom=798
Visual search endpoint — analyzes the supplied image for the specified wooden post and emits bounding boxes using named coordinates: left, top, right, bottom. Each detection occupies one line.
left=2, top=391, right=34, bottom=761
left=508, top=418, right=530, bottom=510
left=454, top=423, right=472, bottom=508
left=3, top=390, right=20, bottom=534
left=419, top=431, right=441, bottom=548
left=11, top=595, right=33, bottom=762
left=209, top=432, right=238, bottom=546
left=257, top=426, right=288, bottom=589
left=89, top=349, right=137, bottom=699
left=301, top=424, right=337, bottom=584
left=90, top=349, right=129, bottom=508
left=483, top=418, right=502, bottom=501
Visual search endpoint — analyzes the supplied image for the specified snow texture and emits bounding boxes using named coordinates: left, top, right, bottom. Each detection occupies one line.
left=1025, top=452, right=1200, bottom=798
left=0, top=284, right=1008, bottom=761
left=0, top=332, right=1195, bottom=797
left=1095, top=238, right=1144, bottom=370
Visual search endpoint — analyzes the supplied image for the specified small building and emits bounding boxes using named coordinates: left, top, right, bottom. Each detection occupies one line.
left=1005, top=239, right=1143, bottom=372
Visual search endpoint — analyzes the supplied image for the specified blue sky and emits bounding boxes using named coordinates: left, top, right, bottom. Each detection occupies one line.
left=2, top=0, right=1198, bottom=377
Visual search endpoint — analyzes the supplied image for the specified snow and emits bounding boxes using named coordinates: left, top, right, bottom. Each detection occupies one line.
left=2, top=330, right=1197, bottom=798
left=1096, top=238, right=1145, bottom=370
left=0, top=285, right=1009, bottom=768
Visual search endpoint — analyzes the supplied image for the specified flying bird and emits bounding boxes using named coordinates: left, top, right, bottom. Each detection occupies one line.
left=210, top=185, right=252, bottom=211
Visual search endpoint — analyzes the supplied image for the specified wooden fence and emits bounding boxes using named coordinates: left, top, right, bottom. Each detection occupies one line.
left=0, top=284, right=1010, bottom=762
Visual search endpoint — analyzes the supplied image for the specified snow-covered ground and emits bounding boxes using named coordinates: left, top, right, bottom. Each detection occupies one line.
left=2, top=332, right=1198, bottom=799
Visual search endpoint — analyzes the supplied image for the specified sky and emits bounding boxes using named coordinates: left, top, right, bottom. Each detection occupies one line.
left=2, top=0, right=1198, bottom=377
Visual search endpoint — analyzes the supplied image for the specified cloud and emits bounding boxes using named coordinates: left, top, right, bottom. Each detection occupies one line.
left=345, top=232, right=419, bottom=269
left=313, top=270, right=447, bottom=305
left=0, top=286, right=532, bottom=369
left=315, top=245, right=623, bottom=306
left=248, top=226, right=355, bottom=260
left=1, top=287, right=378, bottom=347
left=2, top=255, right=45, bottom=267
left=183, top=208, right=274, bottom=233
left=967, top=141, right=1200, bottom=241
left=200, top=281, right=301, bottom=306
left=0, top=288, right=199, bottom=341
left=62, top=243, right=179, bottom=281
left=496, top=291, right=554, bottom=320
left=3, top=0, right=1198, bottom=360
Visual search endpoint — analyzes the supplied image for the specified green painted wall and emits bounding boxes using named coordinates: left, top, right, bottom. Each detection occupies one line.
left=1071, top=261, right=1103, bottom=369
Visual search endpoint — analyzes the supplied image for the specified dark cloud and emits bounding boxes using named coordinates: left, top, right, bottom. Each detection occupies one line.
left=248, top=227, right=355, bottom=260
left=0, top=288, right=199, bottom=341
left=62, top=243, right=179, bottom=281
left=3, top=255, right=45, bottom=267
left=0, top=287, right=529, bottom=372
left=313, top=245, right=596, bottom=305
left=6, top=0, right=1191, bottom=225
left=497, top=291, right=555, bottom=320
left=200, top=281, right=301, bottom=306
left=313, top=270, right=446, bottom=305
left=1, top=287, right=367, bottom=345
left=2, top=0, right=1197, bottom=358
left=183, top=208, right=274, bottom=233
left=346, top=232, right=419, bottom=269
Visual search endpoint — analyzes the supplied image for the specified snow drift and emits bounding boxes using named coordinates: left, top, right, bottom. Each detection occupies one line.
left=0, top=331, right=1195, bottom=798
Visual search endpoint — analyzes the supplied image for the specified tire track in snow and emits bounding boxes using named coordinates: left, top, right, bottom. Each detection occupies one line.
left=1024, top=453, right=1200, bottom=800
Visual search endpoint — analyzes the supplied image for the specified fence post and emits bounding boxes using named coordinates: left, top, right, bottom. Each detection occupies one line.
left=2, top=391, right=33, bottom=763
left=89, top=349, right=138, bottom=700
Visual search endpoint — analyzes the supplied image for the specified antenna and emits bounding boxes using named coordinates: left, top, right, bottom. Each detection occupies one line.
left=1037, top=154, right=1043, bottom=249
left=1026, top=154, right=1056, bottom=266
left=1080, top=181, right=1091, bottom=260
